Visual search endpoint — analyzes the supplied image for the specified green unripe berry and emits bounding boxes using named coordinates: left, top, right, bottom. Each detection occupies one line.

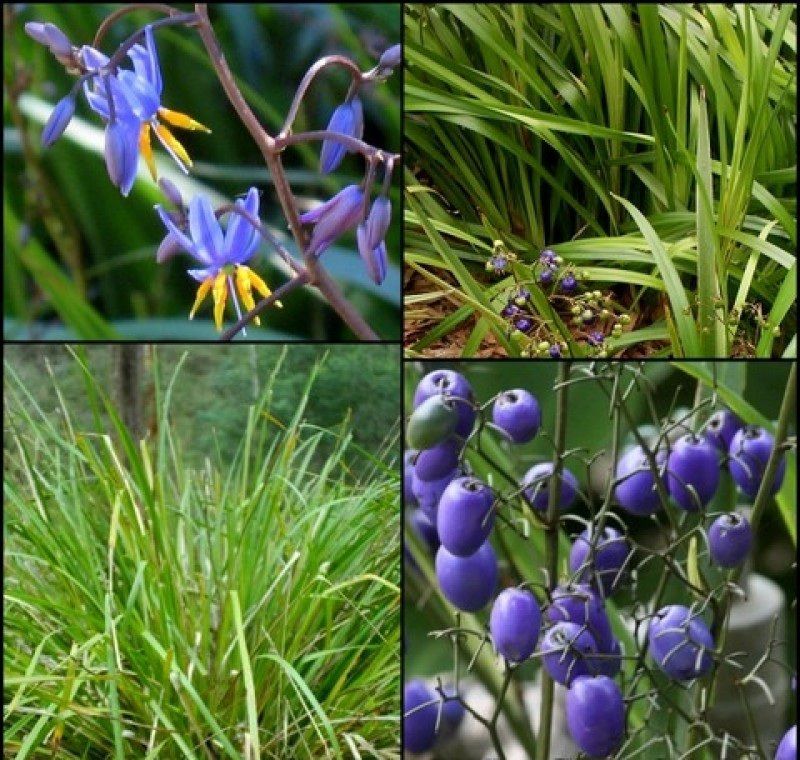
left=600, top=309, right=610, bottom=318
left=537, top=341, right=550, bottom=352
left=515, top=297, right=527, bottom=307
left=619, top=314, right=631, bottom=325
left=571, top=305, right=582, bottom=316
left=582, top=310, right=594, bottom=321
left=407, top=395, right=458, bottom=450
left=772, top=325, right=781, bottom=336
left=572, top=317, right=582, bottom=326
left=612, top=324, right=623, bottom=336
left=593, top=290, right=602, bottom=299
left=554, top=256, right=564, bottom=265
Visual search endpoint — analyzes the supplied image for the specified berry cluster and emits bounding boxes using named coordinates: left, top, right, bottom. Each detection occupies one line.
left=403, top=368, right=791, bottom=758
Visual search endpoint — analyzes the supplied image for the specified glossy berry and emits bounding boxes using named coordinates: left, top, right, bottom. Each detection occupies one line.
left=569, top=526, right=630, bottom=596
left=538, top=268, right=554, bottom=285
left=515, top=317, right=533, bottom=333
left=414, top=439, right=460, bottom=482
left=412, top=467, right=460, bottom=522
left=407, top=395, right=458, bottom=451
left=566, top=676, right=625, bottom=758
left=775, top=725, right=796, bottom=760
left=489, top=588, right=541, bottom=662
left=708, top=512, right=752, bottom=567
left=403, top=679, right=438, bottom=753
left=703, top=409, right=743, bottom=453
left=614, top=445, right=666, bottom=515
left=546, top=584, right=614, bottom=653
left=648, top=605, right=713, bottom=680
left=666, top=435, right=720, bottom=511
left=409, top=509, right=439, bottom=553
left=728, top=426, right=786, bottom=499
left=521, top=462, right=579, bottom=511
left=560, top=273, right=578, bottom=293
left=437, top=477, right=495, bottom=557
left=591, top=635, right=622, bottom=678
left=439, top=684, right=465, bottom=737
left=413, top=370, right=476, bottom=439
left=492, top=389, right=541, bottom=444
left=435, top=541, right=498, bottom=612
left=404, top=450, right=417, bottom=505
left=540, top=621, right=598, bottom=685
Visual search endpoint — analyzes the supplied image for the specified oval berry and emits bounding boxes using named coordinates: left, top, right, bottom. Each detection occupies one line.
left=413, top=370, right=476, bottom=438
left=435, top=541, right=498, bottom=612
left=648, top=605, right=713, bottom=680
left=403, top=679, right=438, bottom=753
left=728, top=426, right=786, bottom=499
left=566, top=675, right=625, bottom=758
left=437, top=477, right=495, bottom=557
left=708, top=512, right=752, bottom=568
left=412, top=467, right=460, bottom=522
left=614, top=445, right=666, bottom=515
left=546, top=584, right=614, bottom=653
left=775, top=725, right=796, bottom=760
left=407, top=395, right=458, bottom=451
left=569, top=525, right=630, bottom=597
left=414, top=439, right=460, bottom=482
left=540, top=621, right=598, bottom=686
left=492, top=389, right=541, bottom=444
left=489, top=588, right=541, bottom=662
left=403, top=450, right=417, bottom=505
left=409, top=509, right=439, bottom=553
left=666, top=434, right=720, bottom=511
left=703, top=408, right=743, bottom=453
left=521, top=462, right=579, bottom=511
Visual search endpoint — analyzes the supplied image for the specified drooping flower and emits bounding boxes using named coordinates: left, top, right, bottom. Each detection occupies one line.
left=378, top=44, right=402, bottom=70
left=155, top=187, right=281, bottom=330
left=25, top=21, right=72, bottom=59
left=80, top=25, right=210, bottom=195
left=41, top=93, right=76, bottom=147
left=320, top=98, right=363, bottom=174
left=299, top=184, right=364, bottom=257
left=356, top=196, right=390, bottom=284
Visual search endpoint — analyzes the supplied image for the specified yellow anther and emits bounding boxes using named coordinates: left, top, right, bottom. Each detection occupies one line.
left=154, top=122, right=193, bottom=170
left=158, top=107, right=212, bottom=133
left=212, top=272, right=228, bottom=331
left=248, top=267, right=283, bottom=308
left=235, top=266, right=260, bottom=325
left=139, top=122, right=157, bottom=181
left=189, top=277, right=213, bottom=320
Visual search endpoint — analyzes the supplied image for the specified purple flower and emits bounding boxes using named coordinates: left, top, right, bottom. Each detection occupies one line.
left=539, top=248, right=557, bottom=265
left=155, top=187, right=280, bottom=329
left=379, top=44, right=401, bottom=69
left=104, top=119, right=140, bottom=197
left=25, top=21, right=72, bottom=57
left=299, top=184, right=365, bottom=256
left=320, top=98, right=363, bottom=174
left=587, top=331, right=605, bottom=347
left=356, top=196, right=391, bottom=284
left=41, top=93, right=75, bottom=147
left=487, top=254, right=508, bottom=274
left=561, top=273, right=578, bottom=293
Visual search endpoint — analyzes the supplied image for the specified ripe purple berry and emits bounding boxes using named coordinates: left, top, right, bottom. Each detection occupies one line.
left=648, top=605, right=713, bottom=680
left=412, top=467, right=460, bottom=522
left=566, top=675, right=625, bottom=758
left=413, top=370, right=476, bottom=439
left=708, top=512, right=752, bottom=567
left=514, top=316, right=533, bottom=333
left=521, top=462, right=579, bottom=511
left=403, top=679, right=438, bottom=753
left=489, top=588, right=541, bottom=662
left=728, top=426, right=786, bottom=499
left=546, top=584, right=614, bottom=653
left=435, top=540, right=498, bottom=612
left=409, top=509, right=440, bottom=553
left=404, top=450, right=417, bottom=506
left=775, top=725, right=796, bottom=760
left=538, top=268, right=554, bottom=285
left=703, top=409, right=743, bottom=453
left=540, top=621, right=598, bottom=685
left=560, top=273, right=578, bottom=293
left=614, top=445, right=666, bottom=515
left=569, top=526, right=630, bottom=597
left=492, top=389, right=541, bottom=444
left=436, top=477, right=495, bottom=557
left=666, top=434, right=720, bottom=511
left=414, top=439, right=460, bottom=482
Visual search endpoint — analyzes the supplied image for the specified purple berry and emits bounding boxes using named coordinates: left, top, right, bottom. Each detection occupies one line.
left=549, top=345, right=562, bottom=358
left=414, top=439, right=460, bottom=482
left=521, top=462, right=579, bottom=511
left=436, top=477, right=495, bottom=557
left=403, top=680, right=438, bottom=753
left=546, top=584, right=614, bottom=653
left=666, top=434, right=720, bottom=511
left=648, top=605, right=713, bottom=680
left=708, top=512, right=752, bottom=567
left=412, top=467, right=459, bottom=522
left=514, top=317, right=533, bottom=333
left=501, top=303, right=521, bottom=318
left=560, top=273, right=578, bottom=293
left=569, top=526, right=630, bottom=596
left=413, top=370, right=476, bottom=439
left=728, top=426, right=786, bottom=499
left=587, top=330, right=604, bottom=347
left=538, top=268, right=554, bottom=285
left=409, top=509, right=440, bottom=553
left=539, top=249, right=557, bottom=265
left=489, top=588, right=541, bottom=662
left=566, top=676, right=625, bottom=758
left=591, top=635, right=622, bottom=678
left=492, top=389, right=541, bottom=444
left=703, top=409, right=743, bottom=453
left=775, top=725, right=796, bottom=760
left=404, top=450, right=417, bottom=505
left=540, top=621, right=598, bottom=685
left=614, top=445, right=666, bottom=515
left=435, top=540, right=498, bottom=612
left=440, top=684, right=464, bottom=736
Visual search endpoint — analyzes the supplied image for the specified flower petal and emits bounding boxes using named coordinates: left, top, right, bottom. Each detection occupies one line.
left=41, top=94, right=75, bottom=147
left=155, top=231, right=182, bottom=263
left=357, top=224, right=387, bottom=284
left=224, top=187, right=260, bottom=264
left=104, top=119, right=140, bottom=197
left=306, top=185, right=364, bottom=256
left=188, top=194, right=224, bottom=266
left=155, top=204, right=204, bottom=262
left=127, top=25, right=162, bottom=96
left=364, top=196, right=391, bottom=250
left=117, top=69, right=160, bottom=120
left=319, top=99, right=363, bottom=174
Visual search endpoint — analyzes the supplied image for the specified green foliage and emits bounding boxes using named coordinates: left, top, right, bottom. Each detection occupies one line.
left=4, top=347, right=400, bottom=758
left=405, top=4, right=796, bottom=357
left=4, top=4, right=400, bottom=340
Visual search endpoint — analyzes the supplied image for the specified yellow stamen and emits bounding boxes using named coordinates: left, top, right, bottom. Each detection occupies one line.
left=235, top=266, right=260, bottom=325
left=154, top=123, right=193, bottom=169
left=158, top=107, right=212, bottom=133
left=212, top=272, right=228, bottom=331
left=139, top=122, right=157, bottom=181
left=189, top=277, right=214, bottom=320
left=248, top=267, right=283, bottom=308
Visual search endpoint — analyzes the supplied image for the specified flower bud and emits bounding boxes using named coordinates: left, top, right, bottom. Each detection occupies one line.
left=41, top=93, right=75, bottom=147
left=356, top=226, right=388, bottom=284
left=319, top=98, right=363, bottom=174
left=299, top=184, right=364, bottom=256
left=104, top=120, right=138, bottom=197
left=158, top=177, right=184, bottom=208
left=25, top=22, right=72, bottom=57
left=379, top=43, right=401, bottom=69
left=364, top=196, right=391, bottom=250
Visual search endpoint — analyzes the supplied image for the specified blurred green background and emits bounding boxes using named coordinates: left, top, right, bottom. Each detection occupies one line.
left=3, top=4, right=400, bottom=340
left=404, top=361, right=796, bottom=681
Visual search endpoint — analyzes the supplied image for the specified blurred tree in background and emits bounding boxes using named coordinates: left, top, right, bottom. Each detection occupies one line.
left=4, top=4, right=400, bottom=340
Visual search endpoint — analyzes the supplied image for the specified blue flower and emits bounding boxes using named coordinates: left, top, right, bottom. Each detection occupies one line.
left=298, top=184, right=364, bottom=257
left=356, top=196, right=390, bottom=284
left=155, top=187, right=281, bottom=329
left=320, top=98, right=363, bottom=174
left=41, top=93, right=76, bottom=147
left=587, top=330, right=605, bottom=347
left=80, top=25, right=210, bottom=195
